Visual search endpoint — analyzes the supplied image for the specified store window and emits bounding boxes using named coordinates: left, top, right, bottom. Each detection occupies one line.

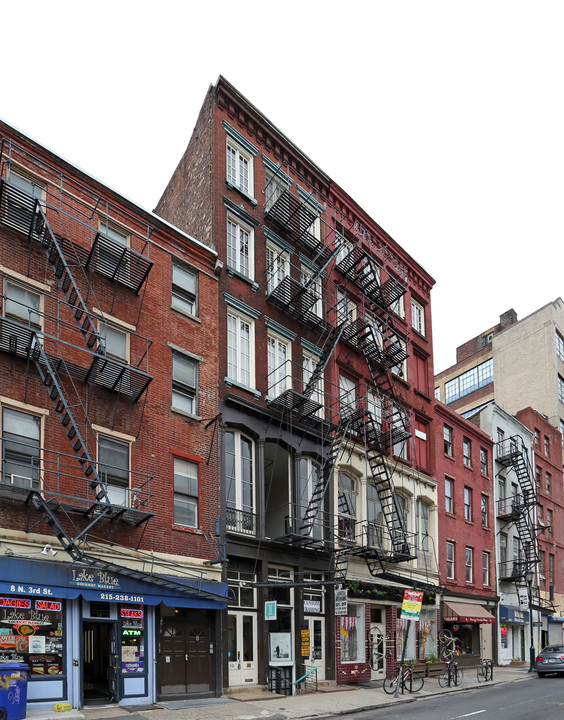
left=418, top=608, right=437, bottom=660
left=0, top=595, right=63, bottom=675
left=340, top=603, right=365, bottom=662
left=120, top=605, right=145, bottom=673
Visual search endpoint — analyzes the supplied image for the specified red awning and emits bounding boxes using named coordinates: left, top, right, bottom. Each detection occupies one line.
left=443, top=601, right=496, bottom=624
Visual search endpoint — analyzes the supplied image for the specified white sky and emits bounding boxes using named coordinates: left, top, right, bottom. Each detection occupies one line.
left=3, top=1, right=563, bottom=373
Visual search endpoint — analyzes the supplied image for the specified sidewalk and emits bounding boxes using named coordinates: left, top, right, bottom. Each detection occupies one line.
left=29, top=666, right=536, bottom=720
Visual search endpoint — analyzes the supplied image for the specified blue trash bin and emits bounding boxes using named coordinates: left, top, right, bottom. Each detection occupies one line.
left=0, top=663, right=29, bottom=720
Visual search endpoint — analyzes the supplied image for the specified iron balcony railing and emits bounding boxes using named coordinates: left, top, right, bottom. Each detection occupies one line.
left=226, top=506, right=256, bottom=536
left=498, top=559, right=528, bottom=581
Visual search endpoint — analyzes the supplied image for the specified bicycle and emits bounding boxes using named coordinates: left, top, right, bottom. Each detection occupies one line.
left=438, top=660, right=463, bottom=688
left=382, top=665, right=424, bottom=694
left=477, top=658, right=493, bottom=682
left=438, top=629, right=460, bottom=661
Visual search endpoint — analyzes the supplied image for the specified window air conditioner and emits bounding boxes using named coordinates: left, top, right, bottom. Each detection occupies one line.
left=10, top=474, right=33, bottom=488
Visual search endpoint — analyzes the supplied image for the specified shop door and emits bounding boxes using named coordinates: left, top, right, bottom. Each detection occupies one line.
left=227, top=612, right=257, bottom=686
left=83, top=621, right=119, bottom=705
left=304, top=617, right=325, bottom=681
left=369, top=623, right=386, bottom=680
left=159, top=618, right=212, bottom=696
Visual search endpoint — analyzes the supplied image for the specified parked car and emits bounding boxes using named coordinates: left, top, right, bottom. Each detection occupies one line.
left=536, top=645, right=564, bottom=677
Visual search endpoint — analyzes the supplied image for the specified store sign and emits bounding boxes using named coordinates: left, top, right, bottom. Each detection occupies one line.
left=69, top=568, right=120, bottom=590
left=35, top=601, right=61, bottom=612
left=301, top=627, right=310, bottom=657
left=121, top=609, right=143, bottom=619
left=0, top=598, right=31, bottom=609
left=265, top=601, right=277, bottom=621
left=335, top=589, right=348, bottom=616
left=401, top=590, right=424, bottom=620
left=304, top=600, right=320, bottom=614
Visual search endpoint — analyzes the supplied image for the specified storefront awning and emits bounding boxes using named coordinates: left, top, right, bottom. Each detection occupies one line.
left=548, top=616, right=564, bottom=623
left=0, top=556, right=227, bottom=609
left=443, top=601, right=496, bottom=624
left=498, top=604, right=529, bottom=624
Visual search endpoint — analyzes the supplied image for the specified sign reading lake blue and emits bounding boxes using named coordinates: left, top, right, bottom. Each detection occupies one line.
left=68, top=568, right=121, bottom=590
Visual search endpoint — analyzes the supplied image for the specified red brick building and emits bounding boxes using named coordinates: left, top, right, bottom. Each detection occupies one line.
left=0, top=121, right=226, bottom=708
left=157, top=77, right=439, bottom=690
left=434, top=401, right=496, bottom=661
left=516, top=407, right=564, bottom=645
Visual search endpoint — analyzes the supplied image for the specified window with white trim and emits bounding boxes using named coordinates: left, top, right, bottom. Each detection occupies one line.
left=464, top=486, right=472, bottom=521
left=415, top=499, right=430, bottom=553
left=298, top=457, right=323, bottom=539
left=446, top=541, right=455, bottom=579
left=172, top=351, right=198, bottom=414
left=336, top=291, right=356, bottom=324
left=299, top=201, right=321, bottom=241
left=267, top=333, right=290, bottom=398
left=97, top=220, right=130, bottom=284
left=302, top=352, right=324, bottom=417
left=463, top=437, right=472, bottom=467
left=482, top=551, right=490, bottom=586
left=6, top=169, right=46, bottom=234
left=339, top=374, right=356, bottom=416
left=225, top=430, right=255, bottom=534
left=335, top=233, right=353, bottom=265
left=557, top=330, right=564, bottom=362
left=445, top=477, right=454, bottom=514
left=227, top=138, right=253, bottom=195
left=2, top=407, right=41, bottom=489
left=411, top=299, right=425, bottom=336
left=4, top=279, right=42, bottom=328
left=98, top=434, right=130, bottom=506
left=390, top=336, right=407, bottom=379
left=559, top=375, right=564, bottom=404
left=227, top=310, right=254, bottom=388
left=173, top=457, right=198, bottom=528
left=98, top=321, right=128, bottom=361
left=338, top=471, right=357, bottom=541
left=465, top=546, right=473, bottom=583
left=266, top=244, right=289, bottom=294
left=390, top=293, right=405, bottom=319
left=366, top=389, right=382, bottom=427
left=172, top=261, right=197, bottom=316
left=265, top=169, right=289, bottom=211
left=300, top=266, right=322, bottom=317
left=227, top=216, right=253, bottom=279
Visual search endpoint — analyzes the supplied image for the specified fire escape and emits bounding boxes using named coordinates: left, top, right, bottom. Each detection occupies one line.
left=263, top=188, right=415, bottom=582
left=495, top=435, right=539, bottom=581
left=0, top=167, right=214, bottom=595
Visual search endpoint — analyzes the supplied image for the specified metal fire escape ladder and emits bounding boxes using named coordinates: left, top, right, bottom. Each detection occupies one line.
left=31, top=338, right=112, bottom=506
left=302, top=321, right=347, bottom=401
left=496, top=436, right=539, bottom=572
left=30, top=203, right=103, bottom=353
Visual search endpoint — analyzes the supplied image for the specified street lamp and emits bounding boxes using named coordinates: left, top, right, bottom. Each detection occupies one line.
left=524, top=568, right=535, bottom=673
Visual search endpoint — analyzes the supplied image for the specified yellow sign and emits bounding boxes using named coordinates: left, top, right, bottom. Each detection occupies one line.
left=401, top=590, right=424, bottom=620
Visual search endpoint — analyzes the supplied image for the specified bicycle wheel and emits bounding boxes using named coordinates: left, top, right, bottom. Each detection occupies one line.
left=439, top=629, right=453, bottom=641
left=477, top=666, right=486, bottom=683
left=440, top=643, right=454, bottom=661
left=408, top=671, right=424, bottom=693
left=438, top=669, right=450, bottom=688
left=453, top=667, right=463, bottom=686
left=383, top=672, right=399, bottom=694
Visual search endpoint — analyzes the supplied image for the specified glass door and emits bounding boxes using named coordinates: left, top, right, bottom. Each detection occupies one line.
left=305, top=617, right=325, bottom=680
left=369, top=622, right=386, bottom=680
left=227, top=612, right=257, bottom=686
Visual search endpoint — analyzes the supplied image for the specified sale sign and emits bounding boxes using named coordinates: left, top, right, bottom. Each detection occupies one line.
left=400, top=589, right=424, bottom=620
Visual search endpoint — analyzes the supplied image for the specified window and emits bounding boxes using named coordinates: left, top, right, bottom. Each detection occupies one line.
left=300, top=266, right=322, bottom=317
left=172, top=262, right=197, bottom=316
left=227, top=570, right=256, bottom=608
left=394, top=492, right=409, bottom=536
left=415, top=499, right=430, bottom=553
left=338, top=471, right=357, bottom=541
left=97, top=220, right=130, bottom=283
left=367, top=482, right=383, bottom=546
left=5, top=280, right=41, bottom=328
left=411, top=299, right=425, bottom=336
left=434, top=387, right=441, bottom=401
left=335, top=234, right=353, bottom=265
left=536, top=465, right=542, bottom=489
left=172, top=352, right=198, bottom=414
left=227, top=217, right=253, bottom=279
left=534, top=429, right=540, bottom=449
left=2, top=407, right=41, bottom=489
left=539, top=550, right=545, bottom=584
left=446, top=541, right=455, bottom=580
left=227, top=310, right=254, bottom=388
left=560, top=420, right=564, bottom=450
left=340, top=603, right=365, bottom=663
left=463, top=437, right=472, bottom=467
left=559, top=375, right=564, bottom=404
left=302, top=352, right=324, bottom=417
left=444, top=359, right=493, bottom=404
left=482, top=551, right=490, bottom=586
left=390, top=292, right=405, bottom=319
left=547, top=508, right=553, bottom=537
left=265, top=168, right=289, bottom=211
left=98, top=435, right=130, bottom=506
left=392, top=407, right=409, bottom=460
left=99, top=321, right=128, bottom=361
left=465, top=547, right=473, bottom=583
left=544, top=436, right=550, bottom=457
left=464, top=487, right=472, bottom=521
left=336, top=291, right=356, bottom=324
left=298, top=457, right=323, bottom=539
left=266, top=244, right=289, bottom=294
left=444, top=425, right=453, bottom=456
left=339, top=374, right=356, bottom=417
left=173, top=457, right=198, bottom=528
left=445, top=477, right=454, bottom=513
left=480, top=447, right=488, bottom=475
left=6, top=169, right=46, bottom=234
left=366, top=389, right=382, bottom=427
left=481, top=494, right=489, bottom=527
left=390, top=336, right=407, bottom=379
left=549, top=554, right=555, bottom=585
left=299, top=200, right=321, bottom=241
left=557, top=331, right=564, bottom=362
left=546, top=471, right=552, bottom=494
left=267, top=334, right=290, bottom=398
left=499, top=532, right=507, bottom=567
left=413, top=351, right=428, bottom=395
left=414, top=419, right=429, bottom=469
left=225, top=430, right=255, bottom=534
left=226, top=138, right=253, bottom=195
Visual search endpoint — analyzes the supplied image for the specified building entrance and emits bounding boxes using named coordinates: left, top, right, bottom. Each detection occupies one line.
left=82, top=621, right=119, bottom=705
left=158, top=613, right=212, bottom=696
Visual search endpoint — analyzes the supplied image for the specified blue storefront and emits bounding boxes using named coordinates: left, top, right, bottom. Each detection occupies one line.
left=0, top=556, right=227, bottom=709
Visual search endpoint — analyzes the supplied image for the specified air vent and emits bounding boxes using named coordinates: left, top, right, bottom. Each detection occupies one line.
left=89, top=601, right=111, bottom=618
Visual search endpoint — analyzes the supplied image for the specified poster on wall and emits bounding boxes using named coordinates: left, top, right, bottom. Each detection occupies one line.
left=269, top=633, right=292, bottom=665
